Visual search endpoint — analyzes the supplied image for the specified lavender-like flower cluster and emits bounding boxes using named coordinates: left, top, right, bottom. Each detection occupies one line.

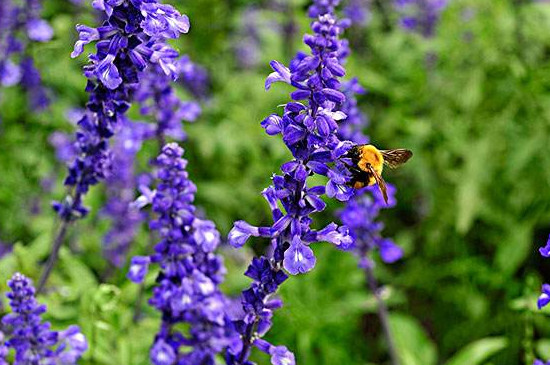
left=225, top=257, right=294, bottom=365
left=1, top=273, right=87, bottom=364
left=344, top=0, right=371, bottom=27
left=226, top=1, right=358, bottom=363
left=0, top=0, right=52, bottom=110
left=339, top=186, right=403, bottom=267
left=230, top=3, right=355, bottom=275
left=177, top=55, right=210, bottom=101
left=49, top=56, right=208, bottom=268
left=128, top=144, right=237, bottom=364
left=394, top=0, right=448, bottom=37
left=53, top=0, right=190, bottom=221
left=233, top=7, right=263, bottom=69
left=102, top=120, right=153, bottom=267
left=338, top=78, right=369, bottom=144
left=135, top=59, right=204, bottom=144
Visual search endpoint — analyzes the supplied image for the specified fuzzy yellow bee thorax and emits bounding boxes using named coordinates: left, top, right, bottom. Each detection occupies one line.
left=357, top=145, right=384, bottom=186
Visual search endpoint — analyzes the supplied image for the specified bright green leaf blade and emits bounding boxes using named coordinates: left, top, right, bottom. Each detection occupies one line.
left=389, top=313, right=437, bottom=365
left=443, top=337, right=508, bottom=365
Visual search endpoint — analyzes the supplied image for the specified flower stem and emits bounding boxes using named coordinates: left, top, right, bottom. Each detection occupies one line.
left=282, top=2, right=297, bottom=62
left=237, top=318, right=258, bottom=364
left=364, top=263, right=400, bottom=365
left=373, top=0, right=391, bottom=32
left=37, top=218, right=71, bottom=294
left=132, top=282, right=146, bottom=323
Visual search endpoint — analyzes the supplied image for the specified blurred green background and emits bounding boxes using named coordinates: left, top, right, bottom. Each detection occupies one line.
left=2, top=0, right=550, bottom=364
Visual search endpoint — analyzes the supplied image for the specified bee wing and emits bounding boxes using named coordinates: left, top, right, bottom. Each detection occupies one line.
left=380, top=149, right=413, bottom=169
left=367, top=164, right=388, bottom=204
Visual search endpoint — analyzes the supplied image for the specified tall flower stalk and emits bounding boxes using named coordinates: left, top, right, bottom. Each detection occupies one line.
left=227, top=1, right=358, bottom=362
left=128, top=144, right=237, bottom=364
left=1, top=273, right=88, bottom=364
left=39, top=0, right=190, bottom=292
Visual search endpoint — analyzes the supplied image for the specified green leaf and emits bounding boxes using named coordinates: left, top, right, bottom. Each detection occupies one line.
left=494, top=222, right=531, bottom=276
left=456, top=139, right=491, bottom=233
left=58, top=249, right=98, bottom=293
left=389, top=313, right=437, bottom=365
left=443, top=337, right=508, bottom=365
left=536, top=339, right=550, bottom=360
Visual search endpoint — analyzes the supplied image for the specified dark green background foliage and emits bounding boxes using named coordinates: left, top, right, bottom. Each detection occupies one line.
left=1, top=0, right=550, bottom=364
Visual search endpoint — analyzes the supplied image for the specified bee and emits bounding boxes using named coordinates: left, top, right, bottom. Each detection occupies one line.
left=346, top=145, right=413, bottom=204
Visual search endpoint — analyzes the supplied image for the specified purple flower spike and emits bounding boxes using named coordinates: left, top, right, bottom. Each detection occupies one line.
left=0, top=0, right=52, bottom=109
left=393, top=0, right=448, bottom=37
left=55, top=0, right=191, bottom=220
left=227, top=1, right=364, bottom=362
left=335, top=13, right=403, bottom=269
left=101, top=120, right=152, bottom=267
left=134, top=55, right=208, bottom=142
left=129, top=144, right=237, bottom=362
left=231, top=0, right=356, bottom=276
left=1, top=273, right=87, bottom=364
left=344, top=0, right=371, bottom=27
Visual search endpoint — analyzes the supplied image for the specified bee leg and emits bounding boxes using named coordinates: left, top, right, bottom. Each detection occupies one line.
left=366, top=163, right=388, bottom=204
left=347, top=166, right=364, bottom=174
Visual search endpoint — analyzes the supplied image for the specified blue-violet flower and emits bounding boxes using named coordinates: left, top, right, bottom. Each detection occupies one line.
left=1, top=273, right=87, bottom=364
left=54, top=0, right=189, bottom=221
left=128, top=144, right=237, bottom=364
left=227, top=1, right=356, bottom=363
